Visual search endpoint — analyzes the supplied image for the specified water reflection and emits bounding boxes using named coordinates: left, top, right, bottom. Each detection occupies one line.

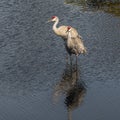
left=53, top=65, right=86, bottom=120
left=65, top=0, right=120, bottom=16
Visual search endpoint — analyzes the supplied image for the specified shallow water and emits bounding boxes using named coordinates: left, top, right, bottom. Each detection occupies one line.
left=0, top=0, right=120, bottom=120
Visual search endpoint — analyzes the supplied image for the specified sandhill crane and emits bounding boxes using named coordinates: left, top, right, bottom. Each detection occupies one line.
left=66, top=26, right=87, bottom=65
left=48, top=16, right=84, bottom=62
left=48, top=16, right=81, bottom=40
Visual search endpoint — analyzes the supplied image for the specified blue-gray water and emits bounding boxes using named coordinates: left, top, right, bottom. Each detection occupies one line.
left=0, top=0, right=120, bottom=120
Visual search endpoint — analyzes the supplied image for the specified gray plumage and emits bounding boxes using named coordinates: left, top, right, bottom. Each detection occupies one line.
left=66, top=26, right=87, bottom=56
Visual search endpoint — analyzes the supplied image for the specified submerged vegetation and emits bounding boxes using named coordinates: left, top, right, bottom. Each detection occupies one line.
left=65, top=0, right=120, bottom=16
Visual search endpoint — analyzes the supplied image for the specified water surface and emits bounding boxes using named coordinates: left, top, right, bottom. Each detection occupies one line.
left=0, top=0, right=120, bottom=120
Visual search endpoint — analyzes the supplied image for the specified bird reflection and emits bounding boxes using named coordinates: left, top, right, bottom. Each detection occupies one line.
left=53, top=64, right=86, bottom=120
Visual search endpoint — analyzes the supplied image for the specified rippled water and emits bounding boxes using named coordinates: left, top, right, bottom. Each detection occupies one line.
left=0, top=0, right=120, bottom=120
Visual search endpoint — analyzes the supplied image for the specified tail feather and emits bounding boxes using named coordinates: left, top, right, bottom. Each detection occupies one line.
left=83, top=47, right=87, bottom=54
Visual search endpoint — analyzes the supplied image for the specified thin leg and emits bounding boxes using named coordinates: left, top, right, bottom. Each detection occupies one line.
left=70, top=55, right=73, bottom=75
left=76, top=65, right=78, bottom=81
left=75, top=55, right=79, bottom=82
left=76, top=55, right=78, bottom=70
left=68, top=108, right=72, bottom=120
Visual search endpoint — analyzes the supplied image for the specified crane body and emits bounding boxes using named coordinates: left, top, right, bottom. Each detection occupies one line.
left=66, top=26, right=87, bottom=65
left=66, top=26, right=86, bottom=55
left=48, top=16, right=87, bottom=65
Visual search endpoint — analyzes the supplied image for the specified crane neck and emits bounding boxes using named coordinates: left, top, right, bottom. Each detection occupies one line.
left=67, top=32, right=72, bottom=41
left=67, top=31, right=72, bottom=47
left=52, top=18, right=59, bottom=35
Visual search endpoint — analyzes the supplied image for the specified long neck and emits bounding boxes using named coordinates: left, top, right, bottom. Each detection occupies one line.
left=67, top=31, right=72, bottom=41
left=52, top=18, right=59, bottom=35
left=67, top=31, right=72, bottom=46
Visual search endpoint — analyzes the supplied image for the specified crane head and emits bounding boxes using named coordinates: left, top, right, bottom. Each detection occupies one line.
left=47, top=16, right=57, bottom=23
left=51, top=16, right=57, bottom=22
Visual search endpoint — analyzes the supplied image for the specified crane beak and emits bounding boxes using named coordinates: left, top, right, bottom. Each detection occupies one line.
left=46, top=19, right=52, bottom=23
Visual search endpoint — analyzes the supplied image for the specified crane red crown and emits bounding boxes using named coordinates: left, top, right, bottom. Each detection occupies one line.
left=52, top=16, right=56, bottom=19
left=67, top=26, right=71, bottom=30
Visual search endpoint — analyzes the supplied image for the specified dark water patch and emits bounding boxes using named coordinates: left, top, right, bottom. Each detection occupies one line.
left=53, top=65, right=87, bottom=120
left=65, top=0, right=120, bottom=16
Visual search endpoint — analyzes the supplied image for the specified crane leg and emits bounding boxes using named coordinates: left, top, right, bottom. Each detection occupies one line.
left=75, top=55, right=79, bottom=82
left=76, top=55, right=78, bottom=67
left=70, top=55, right=72, bottom=66
left=69, top=55, right=72, bottom=75
left=76, top=55, right=78, bottom=70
